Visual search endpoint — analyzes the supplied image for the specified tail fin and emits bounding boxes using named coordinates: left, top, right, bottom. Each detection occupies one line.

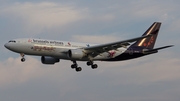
left=130, top=22, right=161, bottom=49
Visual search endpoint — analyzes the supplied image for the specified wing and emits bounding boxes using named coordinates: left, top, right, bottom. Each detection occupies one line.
left=83, top=34, right=152, bottom=57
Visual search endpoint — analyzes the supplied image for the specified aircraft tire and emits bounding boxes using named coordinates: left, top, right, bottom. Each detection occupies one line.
left=92, top=64, right=98, bottom=69
left=87, top=61, right=93, bottom=66
left=21, top=58, right=25, bottom=62
left=76, top=67, right=82, bottom=72
left=71, top=64, right=77, bottom=69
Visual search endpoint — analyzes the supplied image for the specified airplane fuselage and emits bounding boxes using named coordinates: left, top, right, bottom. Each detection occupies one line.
left=5, top=38, right=128, bottom=61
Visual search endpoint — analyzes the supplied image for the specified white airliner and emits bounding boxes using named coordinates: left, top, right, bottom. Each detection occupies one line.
left=4, top=22, right=173, bottom=72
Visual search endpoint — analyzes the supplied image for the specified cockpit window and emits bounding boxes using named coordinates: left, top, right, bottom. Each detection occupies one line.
left=8, top=40, right=16, bottom=43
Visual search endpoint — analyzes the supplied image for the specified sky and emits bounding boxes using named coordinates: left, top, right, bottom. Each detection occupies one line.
left=0, top=0, right=180, bottom=101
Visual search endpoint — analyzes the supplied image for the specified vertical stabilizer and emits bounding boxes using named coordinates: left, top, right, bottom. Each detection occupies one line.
left=130, top=22, right=161, bottom=49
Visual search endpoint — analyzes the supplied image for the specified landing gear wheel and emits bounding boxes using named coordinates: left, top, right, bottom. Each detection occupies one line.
left=76, top=67, right=82, bottom=72
left=21, top=58, right=25, bottom=62
left=71, top=64, right=77, bottom=69
left=92, top=64, right=98, bottom=69
left=87, top=61, right=93, bottom=66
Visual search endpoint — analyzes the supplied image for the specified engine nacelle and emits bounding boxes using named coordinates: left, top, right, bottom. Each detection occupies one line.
left=68, top=49, right=86, bottom=60
left=41, top=56, right=60, bottom=65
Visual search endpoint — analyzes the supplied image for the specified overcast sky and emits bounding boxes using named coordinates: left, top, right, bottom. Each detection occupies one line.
left=0, top=0, right=180, bottom=101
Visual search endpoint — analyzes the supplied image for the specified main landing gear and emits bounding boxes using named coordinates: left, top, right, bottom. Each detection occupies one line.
left=71, top=60, right=98, bottom=72
left=20, top=53, right=25, bottom=62
left=87, top=61, right=98, bottom=69
left=71, top=61, right=82, bottom=72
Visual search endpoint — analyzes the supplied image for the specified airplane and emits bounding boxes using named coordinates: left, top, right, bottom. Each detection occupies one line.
left=4, top=22, right=173, bottom=72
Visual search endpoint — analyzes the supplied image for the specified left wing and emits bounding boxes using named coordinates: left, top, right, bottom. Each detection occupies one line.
left=83, top=34, right=152, bottom=57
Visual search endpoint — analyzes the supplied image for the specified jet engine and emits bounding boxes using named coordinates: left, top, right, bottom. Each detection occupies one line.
left=41, top=56, right=60, bottom=64
left=68, top=49, right=86, bottom=60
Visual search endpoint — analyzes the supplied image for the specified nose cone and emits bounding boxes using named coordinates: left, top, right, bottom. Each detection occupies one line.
left=4, top=43, right=10, bottom=49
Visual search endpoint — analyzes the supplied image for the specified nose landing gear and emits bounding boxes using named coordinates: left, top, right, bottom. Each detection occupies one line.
left=20, top=53, right=25, bottom=62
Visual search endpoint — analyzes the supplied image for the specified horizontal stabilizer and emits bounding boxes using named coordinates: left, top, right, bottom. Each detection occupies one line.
left=143, top=45, right=174, bottom=54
